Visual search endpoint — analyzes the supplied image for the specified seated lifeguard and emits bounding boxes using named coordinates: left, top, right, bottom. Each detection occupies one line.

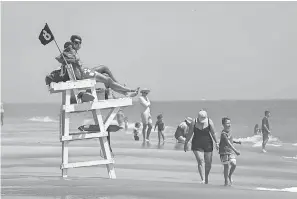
left=55, top=35, right=139, bottom=97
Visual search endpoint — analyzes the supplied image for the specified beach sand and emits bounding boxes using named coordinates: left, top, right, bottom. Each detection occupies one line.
left=1, top=129, right=297, bottom=199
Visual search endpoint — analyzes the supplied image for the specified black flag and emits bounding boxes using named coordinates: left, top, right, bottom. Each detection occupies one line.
left=39, top=23, right=54, bottom=45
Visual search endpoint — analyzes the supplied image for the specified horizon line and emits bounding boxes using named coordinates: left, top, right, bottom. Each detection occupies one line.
left=2, top=98, right=297, bottom=104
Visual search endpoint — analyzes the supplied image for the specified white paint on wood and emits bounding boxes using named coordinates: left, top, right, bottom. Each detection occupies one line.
left=61, top=131, right=108, bottom=141
left=61, top=159, right=115, bottom=169
left=50, top=79, right=96, bottom=93
left=64, top=98, right=132, bottom=112
left=99, top=137, right=117, bottom=179
left=104, top=107, right=120, bottom=131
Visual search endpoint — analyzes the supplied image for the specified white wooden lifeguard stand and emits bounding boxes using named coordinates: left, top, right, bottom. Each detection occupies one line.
left=49, top=64, right=132, bottom=178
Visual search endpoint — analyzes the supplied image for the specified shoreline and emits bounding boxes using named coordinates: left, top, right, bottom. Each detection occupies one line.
left=2, top=133, right=297, bottom=199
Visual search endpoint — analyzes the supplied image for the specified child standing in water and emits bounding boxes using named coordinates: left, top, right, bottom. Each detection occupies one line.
left=133, top=122, right=141, bottom=141
left=124, top=116, right=129, bottom=131
left=219, top=117, right=241, bottom=186
left=154, top=114, right=165, bottom=143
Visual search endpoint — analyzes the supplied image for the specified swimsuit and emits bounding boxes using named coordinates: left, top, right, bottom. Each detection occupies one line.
left=191, top=118, right=213, bottom=152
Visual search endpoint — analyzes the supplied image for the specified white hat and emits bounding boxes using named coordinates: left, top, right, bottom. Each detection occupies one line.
left=185, top=117, right=193, bottom=124
left=198, top=110, right=208, bottom=123
left=140, top=88, right=150, bottom=93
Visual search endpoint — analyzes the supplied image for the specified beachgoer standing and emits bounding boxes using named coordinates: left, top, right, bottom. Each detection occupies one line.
left=219, top=117, right=241, bottom=186
left=1, top=102, right=4, bottom=126
left=139, top=88, right=152, bottom=142
left=184, top=110, right=219, bottom=184
left=154, top=114, right=165, bottom=143
left=174, top=117, right=192, bottom=143
left=116, top=109, right=126, bottom=129
left=133, top=122, right=141, bottom=141
left=261, top=110, right=271, bottom=153
left=124, top=116, right=128, bottom=131
left=254, top=124, right=261, bottom=135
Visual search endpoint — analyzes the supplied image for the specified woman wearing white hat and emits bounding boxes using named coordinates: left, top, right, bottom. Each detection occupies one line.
left=184, top=110, right=219, bottom=184
left=139, top=88, right=153, bottom=142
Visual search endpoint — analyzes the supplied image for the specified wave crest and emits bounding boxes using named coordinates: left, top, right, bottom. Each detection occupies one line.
left=282, top=155, right=297, bottom=160
left=237, top=135, right=282, bottom=147
left=28, top=116, right=58, bottom=123
left=256, top=187, right=297, bottom=192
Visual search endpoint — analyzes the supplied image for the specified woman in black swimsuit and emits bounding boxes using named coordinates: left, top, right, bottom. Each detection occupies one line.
left=184, top=110, right=219, bottom=184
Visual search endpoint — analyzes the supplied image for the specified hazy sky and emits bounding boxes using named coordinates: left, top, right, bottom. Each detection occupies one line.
left=1, top=1, right=297, bottom=103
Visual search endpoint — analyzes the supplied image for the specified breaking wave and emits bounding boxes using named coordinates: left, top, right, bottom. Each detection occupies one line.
left=28, top=116, right=58, bottom=123
left=237, top=135, right=282, bottom=147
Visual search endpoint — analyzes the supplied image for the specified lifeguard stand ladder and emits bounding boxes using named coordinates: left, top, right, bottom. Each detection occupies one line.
left=49, top=64, right=132, bottom=178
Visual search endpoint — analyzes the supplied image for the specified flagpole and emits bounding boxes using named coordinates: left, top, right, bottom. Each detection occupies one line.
left=52, top=38, right=75, bottom=79
left=53, top=38, right=70, bottom=66
left=40, top=23, right=75, bottom=78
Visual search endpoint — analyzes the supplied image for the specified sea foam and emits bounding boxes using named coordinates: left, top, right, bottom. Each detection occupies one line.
left=237, top=135, right=282, bottom=147
left=28, top=116, right=57, bottom=123
left=256, top=187, right=297, bottom=193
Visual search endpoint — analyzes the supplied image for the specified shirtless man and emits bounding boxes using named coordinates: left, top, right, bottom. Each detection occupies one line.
left=262, top=111, right=271, bottom=153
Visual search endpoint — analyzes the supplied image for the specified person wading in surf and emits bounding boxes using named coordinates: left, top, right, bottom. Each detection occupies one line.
left=184, top=110, right=219, bottom=184
left=261, top=110, right=271, bottom=153
left=219, top=117, right=241, bottom=186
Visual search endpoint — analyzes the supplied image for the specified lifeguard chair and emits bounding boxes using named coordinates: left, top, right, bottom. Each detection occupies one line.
left=49, top=64, right=132, bottom=178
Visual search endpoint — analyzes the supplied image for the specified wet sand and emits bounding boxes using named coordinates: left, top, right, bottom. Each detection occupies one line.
left=1, top=129, right=297, bottom=199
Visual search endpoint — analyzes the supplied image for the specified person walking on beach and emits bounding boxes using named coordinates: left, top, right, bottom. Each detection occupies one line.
left=139, top=88, right=152, bottom=142
left=261, top=110, right=271, bottom=153
left=174, top=117, right=192, bottom=143
left=154, top=114, right=165, bottom=143
left=219, top=117, right=241, bottom=186
left=1, top=102, right=4, bottom=126
left=184, top=110, right=219, bottom=184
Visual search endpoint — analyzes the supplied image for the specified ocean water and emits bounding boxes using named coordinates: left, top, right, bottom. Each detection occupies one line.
left=1, top=100, right=297, bottom=157
left=2, top=100, right=297, bottom=142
